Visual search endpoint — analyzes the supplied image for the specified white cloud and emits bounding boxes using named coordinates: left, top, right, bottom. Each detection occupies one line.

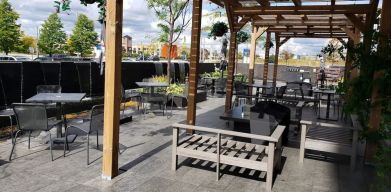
left=9, top=0, right=331, bottom=56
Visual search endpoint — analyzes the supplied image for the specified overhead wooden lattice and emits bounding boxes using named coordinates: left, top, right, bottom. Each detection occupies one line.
left=208, top=0, right=379, bottom=38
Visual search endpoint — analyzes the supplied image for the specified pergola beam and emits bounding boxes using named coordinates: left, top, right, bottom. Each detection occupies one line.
left=273, top=33, right=280, bottom=87
left=253, top=20, right=353, bottom=26
left=345, top=14, right=365, bottom=32
left=223, top=0, right=234, bottom=32
left=255, top=0, right=270, bottom=7
left=263, top=31, right=271, bottom=85
left=279, top=37, right=290, bottom=46
left=225, top=31, right=237, bottom=112
left=102, top=0, right=123, bottom=180
left=234, top=4, right=371, bottom=15
left=292, top=0, right=301, bottom=6
left=248, top=26, right=267, bottom=87
left=186, top=0, right=203, bottom=126
left=278, top=34, right=349, bottom=38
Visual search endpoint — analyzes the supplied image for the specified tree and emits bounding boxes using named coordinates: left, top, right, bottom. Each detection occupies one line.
left=146, top=0, right=191, bottom=83
left=321, top=38, right=345, bottom=65
left=38, top=13, right=67, bottom=57
left=18, top=35, right=36, bottom=53
left=281, top=50, right=293, bottom=65
left=69, top=14, right=98, bottom=57
left=0, top=0, right=22, bottom=55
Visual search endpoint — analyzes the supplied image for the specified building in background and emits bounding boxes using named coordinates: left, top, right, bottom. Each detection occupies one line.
left=122, top=35, right=132, bottom=53
left=132, top=43, right=161, bottom=56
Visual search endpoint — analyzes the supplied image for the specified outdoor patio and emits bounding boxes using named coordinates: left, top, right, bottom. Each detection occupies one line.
left=0, top=97, right=373, bottom=192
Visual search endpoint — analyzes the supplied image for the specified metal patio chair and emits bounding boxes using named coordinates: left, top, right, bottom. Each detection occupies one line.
left=10, top=103, right=63, bottom=161
left=65, top=104, right=104, bottom=165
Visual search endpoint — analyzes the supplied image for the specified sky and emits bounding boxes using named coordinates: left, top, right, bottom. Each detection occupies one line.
left=9, top=0, right=333, bottom=56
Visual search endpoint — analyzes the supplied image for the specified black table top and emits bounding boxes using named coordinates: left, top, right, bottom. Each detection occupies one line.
left=220, top=105, right=251, bottom=123
left=26, top=93, right=86, bottom=103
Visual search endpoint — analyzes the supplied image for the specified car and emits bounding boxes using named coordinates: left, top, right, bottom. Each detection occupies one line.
left=0, top=55, right=17, bottom=61
left=14, top=56, right=32, bottom=61
left=147, top=55, right=160, bottom=61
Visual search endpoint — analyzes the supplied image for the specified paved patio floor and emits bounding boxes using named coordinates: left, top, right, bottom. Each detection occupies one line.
left=0, top=97, right=374, bottom=192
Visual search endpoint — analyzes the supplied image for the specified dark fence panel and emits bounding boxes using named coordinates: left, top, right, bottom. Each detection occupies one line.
left=0, top=62, right=22, bottom=105
left=21, top=61, right=46, bottom=101
left=75, top=62, right=92, bottom=96
left=41, top=62, right=60, bottom=85
left=60, top=62, right=81, bottom=93
left=90, top=62, right=104, bottom=96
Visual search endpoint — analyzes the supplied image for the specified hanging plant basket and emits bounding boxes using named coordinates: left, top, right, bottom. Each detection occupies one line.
left=208, top=22, right=228, bottom=39
left=81, top=0, right=100, bottom=5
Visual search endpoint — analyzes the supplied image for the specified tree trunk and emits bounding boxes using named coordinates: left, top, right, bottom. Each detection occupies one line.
left=168, top=23, right=174, bottom=84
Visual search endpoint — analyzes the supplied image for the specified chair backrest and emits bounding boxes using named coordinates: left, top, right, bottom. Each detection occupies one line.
left=234, top=82, right=248, bottom=95
left=37, top=85, right=62, bottom=94
left=0, top=75, right=7, bottom=109
left=89, top=104, right=104, bottom=133
left=276, top=86, right=286, bottom=98
left=13, top=103, right=48, bottom=131
left=154, top=63, right=163, bottom=76
left=301, top=82, right=313, bottom=96
left=249, top=112, right=278, bottom=144
left=215, top=78, right=227, bottom=92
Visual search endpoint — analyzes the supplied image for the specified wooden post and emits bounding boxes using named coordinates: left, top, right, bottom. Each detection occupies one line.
left=344, top=38, right=354, bottom=81
left=273, top=33, right=280, bottom=87
left=248, top=25, right=266, bottom=91
left=366, top=0, right=391, bottom=162
left=350, top=29, right=361, bottom=79
left=263, top=31, right=271, bottom=85
left=102, top=0, right=123, bottom=180
left=186, top=0, right=202, bottom=126
left=225, top=31, right=237, bottom=112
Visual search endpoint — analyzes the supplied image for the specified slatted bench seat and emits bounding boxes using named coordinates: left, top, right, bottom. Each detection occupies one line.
left=299, top=116, right=360, bottom=170
left=172, top=123, right=286, bottom=191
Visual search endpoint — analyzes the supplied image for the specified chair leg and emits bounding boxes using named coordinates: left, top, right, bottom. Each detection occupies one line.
left=49, top=132, right=53, bottom=161
left=87, top=134, right=90, bottom=165
left=28, top=130, right=32, bottom=149
left=96, top=131, right=99, bottom=149
left=8, top=116, right=13, bottom=140
left=9, top=130, right=21, bottom=161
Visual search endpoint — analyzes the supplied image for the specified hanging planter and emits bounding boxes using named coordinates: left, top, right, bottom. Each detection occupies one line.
left=208, top=22, right=228, bottom=40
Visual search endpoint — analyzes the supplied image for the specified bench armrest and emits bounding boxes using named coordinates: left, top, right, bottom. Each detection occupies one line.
left=172, top=123, right=285, bottom=143
left=300, top=120, right=359, bottom=131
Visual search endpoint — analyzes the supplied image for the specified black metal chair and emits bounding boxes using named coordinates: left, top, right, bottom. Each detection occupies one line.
left=121, top=85, right=142, bottom=114
left=215, top=78, right=227, bottom=95
left=141, top=92, right=168, bottom=116
left=65, top=104, right=104, bottom=165
left=10, top=103, right=63, bottom=161
left=0, top=76, right=15, bottom=140
left=169, top=83, right=189, bottom=117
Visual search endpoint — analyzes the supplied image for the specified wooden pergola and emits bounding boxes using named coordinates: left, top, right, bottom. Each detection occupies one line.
left=100, top=0, right=390, bottom=180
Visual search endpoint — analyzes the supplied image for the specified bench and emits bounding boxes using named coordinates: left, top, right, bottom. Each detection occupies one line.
left=299, top=115, right=360, bottom=170
left=171, top=123, right=286, bottom=191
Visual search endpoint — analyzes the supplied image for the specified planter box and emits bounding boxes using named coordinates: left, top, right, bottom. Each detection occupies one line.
left=168, top=90, right=207, bottom=107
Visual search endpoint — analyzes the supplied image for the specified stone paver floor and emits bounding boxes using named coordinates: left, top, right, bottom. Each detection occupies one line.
left=0, top=97, right=373, bottom=192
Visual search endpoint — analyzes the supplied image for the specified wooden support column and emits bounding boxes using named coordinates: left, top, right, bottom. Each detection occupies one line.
left=102, top=0, right=123, bottom=180
left=272, top=33, right=280, bottom=87
left=186, top=0, right=202, bottom=126
left=248, top=25, right=267, bottom=89
left=350, top=29, right=361, bottom=79
left=344, top=38, right=354, bottom=81
left=262, top=31, right=271, bottom=85
left=366, top=0, right=391, bottom=162
left=225, top=31, right=237, bottom=112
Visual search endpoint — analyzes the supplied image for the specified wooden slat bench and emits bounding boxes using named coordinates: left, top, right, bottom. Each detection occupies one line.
left=171, top=123, right=286, bottom=191
left=299, top=115, right=360, bottom=171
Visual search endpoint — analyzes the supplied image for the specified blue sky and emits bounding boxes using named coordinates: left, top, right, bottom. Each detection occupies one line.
left=9, top=0, right=333, bottom=56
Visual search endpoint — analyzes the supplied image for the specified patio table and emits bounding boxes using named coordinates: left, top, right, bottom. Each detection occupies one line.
left=135, top=82, right=168, bottom=94
left=26, top=93, right=86, bottom=138
left=313, top=89, right=337, bottom=121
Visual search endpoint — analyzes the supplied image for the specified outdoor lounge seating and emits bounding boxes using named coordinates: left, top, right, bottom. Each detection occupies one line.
left=10, top=103, right=63, bottom=161
left=65, top=104, right=104, bottom=165
left=171, top=123, right=285, bottom=191
left=299, top=116, right=360, bottom=170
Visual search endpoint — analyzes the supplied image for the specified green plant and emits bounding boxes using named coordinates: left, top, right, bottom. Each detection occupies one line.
left=166, top=83, right=184, bottom=95
left=343, top=28, right=391, bottom=190
left=208, top=22, right=228, bottom=39
left=55, top=0, right=106, bottom=23
left=236, top=31, right=250, bottom=44
left=152, top=75, right=169, bottom=83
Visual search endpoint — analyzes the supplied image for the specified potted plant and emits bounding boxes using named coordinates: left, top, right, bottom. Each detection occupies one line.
left=166, top=84, right=186, bottom=107
left=208, top=22, right=228, bottom=40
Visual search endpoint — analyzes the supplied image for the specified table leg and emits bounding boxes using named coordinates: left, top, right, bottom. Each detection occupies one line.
left=211, top=79, right=216, bottom=95
left=56, top=102, right=63, bottom=138
left=326, top=93, right=331, bottom=119
left=255, top=87, right=260, bottom=103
